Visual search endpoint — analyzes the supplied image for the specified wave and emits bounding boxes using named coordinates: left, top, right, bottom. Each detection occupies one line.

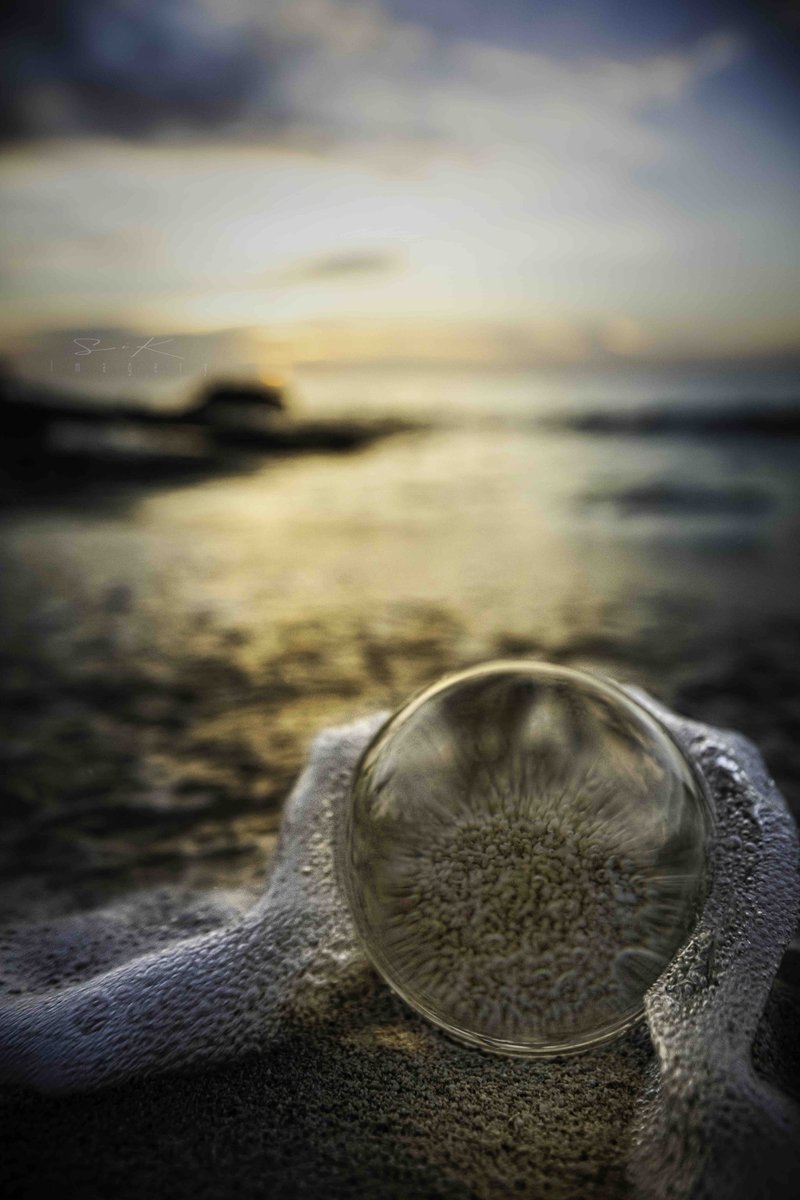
left=543, top=401, right=800, bottom=438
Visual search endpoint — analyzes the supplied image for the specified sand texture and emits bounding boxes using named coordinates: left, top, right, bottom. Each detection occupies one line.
left=1, top=693, right=799, bottom=1199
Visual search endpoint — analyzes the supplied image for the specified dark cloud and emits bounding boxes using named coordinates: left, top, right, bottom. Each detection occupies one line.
left=1, top=0, right=797, bottom=169
left=0, top=0, right=274, bottom=140
left=280, top=250, right=401, bottom=282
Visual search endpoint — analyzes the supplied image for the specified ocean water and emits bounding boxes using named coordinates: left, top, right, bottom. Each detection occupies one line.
left=294, top=361, right=800, bottom=421
left=287, top=363, right=800, bottom=626
left=1, top=363, right=799, bottom=911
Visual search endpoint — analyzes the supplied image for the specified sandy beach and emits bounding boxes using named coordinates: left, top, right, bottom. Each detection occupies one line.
left=1, top=365, right=799, bottom=1196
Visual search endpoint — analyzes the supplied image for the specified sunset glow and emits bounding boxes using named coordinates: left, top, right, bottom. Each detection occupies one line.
left=1, top=1, right=798, bottom=369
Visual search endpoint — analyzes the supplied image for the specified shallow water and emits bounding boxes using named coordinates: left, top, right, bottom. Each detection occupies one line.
left=1, top=364, right=799, bottom=914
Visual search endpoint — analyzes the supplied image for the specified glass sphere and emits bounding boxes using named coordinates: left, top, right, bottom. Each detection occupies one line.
left=339, top=661, right=713, bottom=1056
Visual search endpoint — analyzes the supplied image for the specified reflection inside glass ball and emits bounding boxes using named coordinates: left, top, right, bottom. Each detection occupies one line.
left=340, top=662, right=713, bottom=1055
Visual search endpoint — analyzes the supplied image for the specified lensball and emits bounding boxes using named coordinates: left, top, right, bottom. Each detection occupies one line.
left=339, top=661, right=714, bottom=1056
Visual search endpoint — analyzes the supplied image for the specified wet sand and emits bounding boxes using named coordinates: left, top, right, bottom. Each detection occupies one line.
left=1, top=370, right=799, bottom=1196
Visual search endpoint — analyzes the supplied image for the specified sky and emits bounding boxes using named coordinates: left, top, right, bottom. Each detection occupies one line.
left=0, top=0, right=798, bottom=372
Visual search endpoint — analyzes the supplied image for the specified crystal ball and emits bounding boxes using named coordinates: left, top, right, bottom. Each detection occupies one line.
left=339, top=661, right=714, bottom=1056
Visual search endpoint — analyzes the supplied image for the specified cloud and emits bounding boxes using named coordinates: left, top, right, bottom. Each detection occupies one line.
left=0, top=1, right=277, bottom=140
left=275, top=249, right=401, bottom=283
left=281, top=315, right=595, bottom=367
left=4, top=5, right=792, bottom=366
left=0, top=0, right=745, bottom=158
